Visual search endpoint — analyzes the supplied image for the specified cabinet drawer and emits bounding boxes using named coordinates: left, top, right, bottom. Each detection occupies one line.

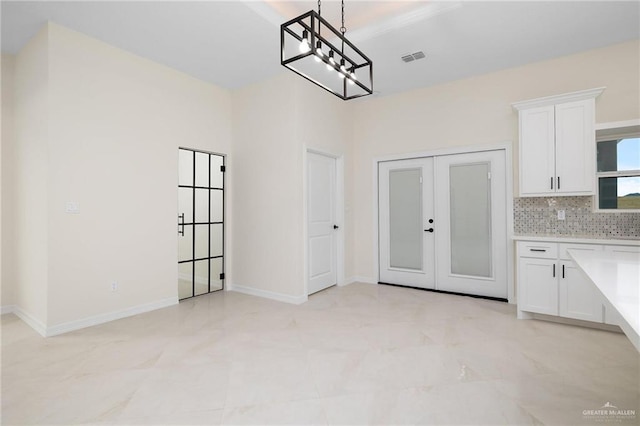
left=517, top=241, right=557, bottom=259
left=559, top=243, right=603, bottom=261
left=605, top=245, right=640, bottom=254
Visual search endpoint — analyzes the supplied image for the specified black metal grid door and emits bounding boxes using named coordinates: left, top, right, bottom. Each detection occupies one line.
left=178, top=148, right=225, bottom=300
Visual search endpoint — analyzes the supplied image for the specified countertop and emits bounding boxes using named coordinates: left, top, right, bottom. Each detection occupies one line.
left=569, top=249, right=640, bottom=352
left=512, top=235, right=640, bottom=246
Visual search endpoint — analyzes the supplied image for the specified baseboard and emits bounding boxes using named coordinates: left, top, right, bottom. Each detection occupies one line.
left=228, top=283, right=307, bottom=305
left=345, top=276, right=377, bottom=285
left=1, top=304, right=16, bottom=315
left=45, top=297, right=178, bottom=337
left=13, top=306, right=47, bottom=337
left=527, top=312, right=623, bottom=333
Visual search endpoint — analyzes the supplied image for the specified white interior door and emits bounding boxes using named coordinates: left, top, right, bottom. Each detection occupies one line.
left=379, top=158, right=435, bottom=289
left=434, top=150, right=508, bottom=299
left=308, top=152, right=337, bottom=295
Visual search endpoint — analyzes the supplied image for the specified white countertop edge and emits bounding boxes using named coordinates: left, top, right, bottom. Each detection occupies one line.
left=512, top=235, right=640, bottom=246
left=568, top=249, right=640, bottom=353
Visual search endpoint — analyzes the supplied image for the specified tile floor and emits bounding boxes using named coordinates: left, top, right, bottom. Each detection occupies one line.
left=1, top=283, right=638, bottom=425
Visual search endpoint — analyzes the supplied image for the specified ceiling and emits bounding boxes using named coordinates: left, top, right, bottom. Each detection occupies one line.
left=2, top=1, right=639, bottom=98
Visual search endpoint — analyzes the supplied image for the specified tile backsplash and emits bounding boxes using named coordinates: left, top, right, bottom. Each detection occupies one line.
left=514, top=196, right=640, bottom=239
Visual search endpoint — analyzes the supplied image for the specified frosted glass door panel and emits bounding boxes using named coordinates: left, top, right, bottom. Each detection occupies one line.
left=389, top=169, right=423, bottom=270
left=449, top=163, right=492, bottom=278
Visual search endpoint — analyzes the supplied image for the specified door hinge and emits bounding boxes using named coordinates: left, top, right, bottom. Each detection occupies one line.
left=419, top=176, right=423, bottom=184
left=487, top=172, right=491, bottom=180
left=219, top=273, right=225, bottom=280
left=220, top=165, right=226, bottom=172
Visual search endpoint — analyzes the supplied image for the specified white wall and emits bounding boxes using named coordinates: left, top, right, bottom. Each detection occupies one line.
left=351, top=40, right=640, bottom=282
left=295, top=77, right=355, bottom=283
left=231, top=73, right=353, bottom=300
left=1, top=54, right=16, bottom=310
left=7, top=23, right=232, bottom=331
left=11, top=29, right=50, bottom=328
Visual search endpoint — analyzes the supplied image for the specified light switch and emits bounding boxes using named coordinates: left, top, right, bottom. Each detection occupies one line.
left=65, top=201, right=80, bottom=214
left=557, top=209, right=565, bottom=221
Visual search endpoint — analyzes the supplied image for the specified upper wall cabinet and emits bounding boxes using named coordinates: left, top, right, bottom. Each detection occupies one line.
left=513, top=88, right=605, bottom=197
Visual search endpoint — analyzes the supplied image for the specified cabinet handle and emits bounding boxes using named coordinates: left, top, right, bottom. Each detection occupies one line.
left=553, top=263, right=556, bottom=278
left=550, top=177, right=554, bottom=190
left=562, top=264, right=565, bottom=279
left=557, top=176, right=560, bottom=190
left=530, top=249, right=546, bottom=252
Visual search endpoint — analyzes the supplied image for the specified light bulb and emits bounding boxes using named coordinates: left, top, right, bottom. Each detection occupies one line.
left=340, top=59, right=347, bottom=73
left=327, top=51, right=335, bottom=71
left=338, top=73, right=345, bottom=79
left=350, top=69, right=357, bottom=81
left=299, top=30, right=310, bottom=53
left=348, top=78, right=355, bottom=85
left=314, top=41, right=323, bottom=62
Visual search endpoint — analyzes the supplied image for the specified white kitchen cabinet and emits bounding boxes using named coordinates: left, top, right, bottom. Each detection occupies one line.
left=516, top=238, right=640, bottom=328
left=513, top=88, right=604, bottom=197
left=559, top=261, right=602, bottom=322
left=557, top=243, right=603, bottom=322
left=517, top=240, right=605, bottom=321
left=518, top=257, right=558, bottom=315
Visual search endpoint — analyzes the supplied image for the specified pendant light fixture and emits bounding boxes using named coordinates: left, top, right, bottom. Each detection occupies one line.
left=280, top=0, right=373, bottom=100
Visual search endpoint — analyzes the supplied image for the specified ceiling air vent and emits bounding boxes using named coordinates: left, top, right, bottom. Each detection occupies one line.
left=401, top=51, right=426, bottom=63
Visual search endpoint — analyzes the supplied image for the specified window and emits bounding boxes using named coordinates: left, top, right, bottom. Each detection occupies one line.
left=596, top=132, right=640, bottom=211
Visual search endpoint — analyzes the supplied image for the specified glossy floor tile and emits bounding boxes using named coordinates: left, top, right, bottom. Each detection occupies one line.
left=2, top=283, right=638, bottom=425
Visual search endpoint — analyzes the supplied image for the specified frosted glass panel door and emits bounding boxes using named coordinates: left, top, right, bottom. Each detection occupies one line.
left=379, top=158, right=435, bottom=289
left=435, top=150, right=507, bottom=299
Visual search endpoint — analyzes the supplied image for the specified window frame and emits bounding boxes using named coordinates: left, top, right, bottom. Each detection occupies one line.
left=594, top=121, right=640, bottom=213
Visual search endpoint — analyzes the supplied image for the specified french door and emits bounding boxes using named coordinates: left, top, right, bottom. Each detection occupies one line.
left=379, top=150, right=508, bottom=299
left=178, top=148, right=225, bottom=300
left=378, top=158, right=435, bottom=289
left=434, top=150, right=507, bottom=298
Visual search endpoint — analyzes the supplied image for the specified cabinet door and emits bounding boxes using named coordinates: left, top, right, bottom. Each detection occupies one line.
left=519, top=106, right=556, bottom=196
left=559, top=261, right=602, bottom=322
left=518, top=258, right=558, bottom=315
left=554, top=99, right=595, bottom=195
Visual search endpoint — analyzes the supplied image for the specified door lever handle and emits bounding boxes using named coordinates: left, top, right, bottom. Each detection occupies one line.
left=333, top=225, right=339, bottom=230
left=424, top=228, right=434, bottom=233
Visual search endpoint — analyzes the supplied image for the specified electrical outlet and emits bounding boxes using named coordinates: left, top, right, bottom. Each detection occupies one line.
left=557, top=210, right=566, bottom=221
left=110, top=282, right=118, bottom=292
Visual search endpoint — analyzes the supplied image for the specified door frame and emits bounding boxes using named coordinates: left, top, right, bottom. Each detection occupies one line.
left=373, top=142, right=515, bottom=303
left=303, top=148, right=345, bottom=298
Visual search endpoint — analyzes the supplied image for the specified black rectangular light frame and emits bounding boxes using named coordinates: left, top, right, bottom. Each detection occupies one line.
left=280, top=10, right=373, bottom=101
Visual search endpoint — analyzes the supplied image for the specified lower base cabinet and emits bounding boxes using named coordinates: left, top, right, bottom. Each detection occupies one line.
left=559, top=261, right=602, bottom=322
left=518, top=258, right=558, bottom=315
left=517, top=240, right=634, bottom=325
